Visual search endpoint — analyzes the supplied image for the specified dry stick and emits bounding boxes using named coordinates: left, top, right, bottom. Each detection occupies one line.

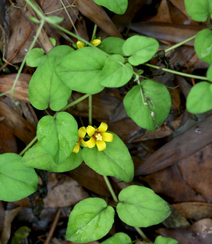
left=44, top=208, right=61, bottom=244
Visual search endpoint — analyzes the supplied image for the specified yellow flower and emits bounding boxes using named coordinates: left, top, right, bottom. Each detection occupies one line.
left=76, top=41, right=85, bottom=49
left=73, top=126, right=87, bottom=153
left=91, top=39, right=101, bottom=47
left=84, top=122, right=113, bottom=151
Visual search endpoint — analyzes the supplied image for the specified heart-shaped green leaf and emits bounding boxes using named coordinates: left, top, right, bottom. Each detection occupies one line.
left=122, top=35, right=159, bottom=65
left=93, top=0, right=128, bottom=14
left=56, top=47, right=106, bottom=94
left=22, top=142, right=83, bottom=172
left=99, top=37, right=125, bottom=56
left=26, top=48, right=47, bottom=67
left=47, top=45, right=74, bottom=58
left=0, top=153, right=38, bottom=201
left=184, top=0, right=212, bottom=22
left=186, top=82, right=212, bottom=113
left=99, top=55, right=133, bottom=87
left=82, top=133, right=134, bottom=182
left=124, top=80, right=171, bottom=131
left=154, top=236, right=179, bottom=244
left=194, top=29, right=212, bottom=64
left=37, top=112, right=78, bottom=164
left=101, top=233, right=131, bottom=244
left=28, top=56, right=72, bottom=111
left=66, top=198, right=115, bottom=243
left=117, top=185, right=170, bottom=227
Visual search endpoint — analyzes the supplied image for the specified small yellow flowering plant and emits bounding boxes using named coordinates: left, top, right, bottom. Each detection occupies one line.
left=73, top=122, right=113, bottom=153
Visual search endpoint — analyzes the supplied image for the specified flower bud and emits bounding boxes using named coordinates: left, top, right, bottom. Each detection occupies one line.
left=91, top=39, right=101, bottom=47
left=76, top=41, right=85, bottom=49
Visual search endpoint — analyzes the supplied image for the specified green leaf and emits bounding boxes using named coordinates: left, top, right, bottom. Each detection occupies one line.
left=37, top=112, right=78, bottom=164
left=117, top=185, right=170, bottom=227
left=207, top=64, right=212, bottom=82
left=99, top=54, right=133, bottom=87
left=184, top=0, right=212, bottom=22
left=154, top=236, right=179, bottom=244
left=47, top=45, right=74, bottom=58
left=11, top=226, right=31, bottom=244
left=26, top=48, right=47, bottom=67
left=0, top=153, right=38, bottom=201
left=65, top=198, right=115, bottom=243
left=194, top=29, right=212, bottom=64
left=49, top=37, right=56, bottom=47
left=186, top=82, right=212, bottom=113
left=93, top=0, right=128, bottom=14
left=56, top=47, right=106, bottom=94
left=124, top=81, right=171, bottom=131
left=46, top=16, right=64, bottom=24
left=122, top=36, right=159, bottom=65
left=101, top=233, right=132, bottom=244
left=29, top=16, right=40, bottom=23
left=99, top=37, right=125, bottom=56
left=82, top=133, right=134, bottom=182
left=28, top=56, right=72, bottom=111
left=22, top=142, right=83, bottom=172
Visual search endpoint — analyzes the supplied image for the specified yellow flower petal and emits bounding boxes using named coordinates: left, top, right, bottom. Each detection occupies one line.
left=102, top=132, right=113, bottom=142
left=73, top=141, right=80, bottom=153
left=80, top=138, right=88, bottom=147
left=96, top=140, right=106, bottom=151
left=97, top=122, right=108, bottom=132
left=91, top=39, right=101, bottom=47
left=78, top=126, right=86, bottom=138
left=87, top=125, right=96, bottom=136
left=84, top=136, right=96, bottom=148
left=77, top=41, right=85, bottom=49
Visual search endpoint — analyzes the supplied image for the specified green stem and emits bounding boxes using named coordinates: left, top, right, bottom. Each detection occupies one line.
left=134, top=227, right=152, bottom=243
left=19, top=136, right=37, bottom=156
left=164, top=35, right=196, bottom=53
left=91, top=24, right=98, bottom=40
left=103, top=176, right=118, bottom=202
left=11, top=20, right=45, bottom=92
left=103, top=176, right=152, bottom=243
left=61, top=94, right=90, bottom=111
left=89, top=95, right=92, bottom=125
left=145, top=63, right=208, bottom=80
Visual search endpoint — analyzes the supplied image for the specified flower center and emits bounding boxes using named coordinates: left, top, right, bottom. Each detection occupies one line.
left=95, top=133, right=103, bottom=141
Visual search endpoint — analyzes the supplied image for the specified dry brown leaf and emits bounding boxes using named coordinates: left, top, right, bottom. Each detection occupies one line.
left=135, top=115, right=212, bottom=175
left=130, top=22, right=206, bottom=46
left=167, top=0, right=190, bottom=24
left=43, top=173, right=89, bottom=208
left=178, top=143, right=212, bottom=203
left=1, top=207, right=22, bottom=244
left=169, top=0, right=192, bottom=19
left=173, top=202, right=212, bottom=220
left=6, top=0, right=78, bottom=63
left=157, top=218, right=212, bottom=244
left=75, top=0, right=121, bottom=38
left=0, top=99, right=36, bottom=144
left=0, top=123, right=18, bottom=153
left=140, top=164, right=205, bottom=203
left=154, top=0, right=172, bottom=23
left=69, top=162, right=111, bottom=197
left=0, top=74, right=30, bottom=103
